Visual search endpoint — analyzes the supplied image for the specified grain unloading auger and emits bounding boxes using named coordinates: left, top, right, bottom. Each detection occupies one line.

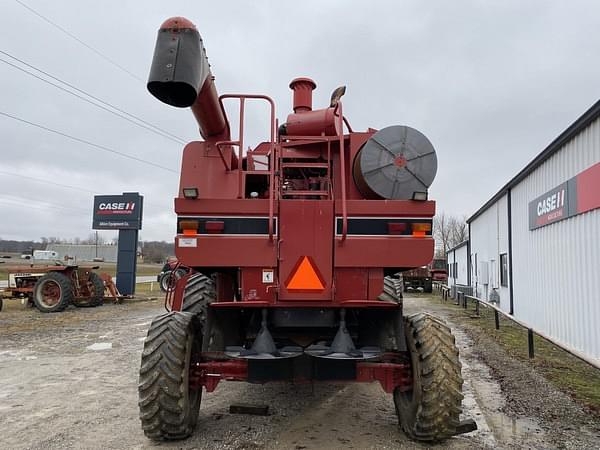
left=138, top=17, right=476, bottom=442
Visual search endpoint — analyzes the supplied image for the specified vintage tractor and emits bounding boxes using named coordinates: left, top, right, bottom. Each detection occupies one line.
left=2, top=264, right=105, bottom=312
left=138, top=17, right=475, bottom=443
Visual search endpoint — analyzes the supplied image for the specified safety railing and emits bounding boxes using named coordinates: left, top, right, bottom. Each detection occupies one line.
left=435, top=285, right=600, bottom=370
left=218, top=94, right=276, bottom=241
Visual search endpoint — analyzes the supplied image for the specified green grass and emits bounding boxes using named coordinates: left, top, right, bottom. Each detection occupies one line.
left=443, top=299, right=600, bottom=415
left=0, top=262, right=162, bottom=278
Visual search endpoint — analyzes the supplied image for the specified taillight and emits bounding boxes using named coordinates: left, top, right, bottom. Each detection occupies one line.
left=180, top=220, right=199, bottom=235
left=411, top=223, right=432, bottom=237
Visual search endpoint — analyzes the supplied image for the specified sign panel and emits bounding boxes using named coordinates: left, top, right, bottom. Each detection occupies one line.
left=92, top=193, right=143, bottom=230
left=529, top=162, right=600, bottom=230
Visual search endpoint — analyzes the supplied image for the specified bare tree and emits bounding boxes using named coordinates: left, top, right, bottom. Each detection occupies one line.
left=433, top=213, right=468, bottom=256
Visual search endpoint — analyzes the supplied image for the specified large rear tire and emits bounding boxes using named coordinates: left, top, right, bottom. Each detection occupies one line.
left=378, top=275, right=403, bottom=303
left=181, top=273, right=216, bottom=329
left=32, top=272, right=73, bottom=313
left=394, top=313, right=463, bottom=441
left=138, top=312, right=202, bottom=440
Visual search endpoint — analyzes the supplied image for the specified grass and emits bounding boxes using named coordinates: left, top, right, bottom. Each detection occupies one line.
left=0, top=262, right=162, bottom=278
left=437, top=296, right=600, bottom=415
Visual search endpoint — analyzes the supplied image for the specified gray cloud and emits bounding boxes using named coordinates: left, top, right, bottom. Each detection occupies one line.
left=1, top=0, right=599, bottom=242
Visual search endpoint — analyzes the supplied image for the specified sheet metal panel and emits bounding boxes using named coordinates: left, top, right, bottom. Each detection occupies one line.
left=469, top=194, right=511, bottom=312
left=511, top=116, right=600, bottom=361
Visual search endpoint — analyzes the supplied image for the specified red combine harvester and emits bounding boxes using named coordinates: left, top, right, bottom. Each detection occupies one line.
left=138, top=17, right=475, bottom=442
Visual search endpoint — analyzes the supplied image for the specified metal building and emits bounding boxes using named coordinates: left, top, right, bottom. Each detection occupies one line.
left=46, top=244, right=118, bottom=263
left=467, top=100, right=600, bottom=364
left=447, top=241, right=469, bottom=297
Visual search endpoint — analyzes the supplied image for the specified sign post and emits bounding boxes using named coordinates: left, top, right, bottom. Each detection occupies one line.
left=92, top=192, right=143, bottom=295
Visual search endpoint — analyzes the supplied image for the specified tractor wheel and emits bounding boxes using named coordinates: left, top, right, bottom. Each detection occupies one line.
left=394, top=313, right=463, bottom=441
left=378, top=275, right=403, bottom=303
left=32, top=272, right=73, bottom=313
left=181, top=273, right=216, bottom=330
left=159, top=268, right=187, bottom=293
left=138, top=312, right=202, bottom=440
left=74, top=272, right=105, bottom=307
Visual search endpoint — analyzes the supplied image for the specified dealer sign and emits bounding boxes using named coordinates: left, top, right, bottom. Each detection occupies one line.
left=92, top=193, right=143, bottom=230
left=529, top=162, right=600, bottom=230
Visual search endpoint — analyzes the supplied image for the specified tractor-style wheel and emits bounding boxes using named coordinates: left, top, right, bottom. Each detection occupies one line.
left=74, top=272, right=105, bottom=308
left=181, top=273, right=216, bottom=331
left=159, top=269, right=187, bottom=293
left=138, top=312, right=202, bottom=440
left=378, top=275, right=403, bottom=303
left=394, top=313, right=463, bottom=441
left=32, top=272, right=73, bottom=313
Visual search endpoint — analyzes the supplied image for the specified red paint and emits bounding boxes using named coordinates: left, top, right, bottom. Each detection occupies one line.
left=576, top=162, right=600, bottom=214
left=189, top=356, right=412, bottom=393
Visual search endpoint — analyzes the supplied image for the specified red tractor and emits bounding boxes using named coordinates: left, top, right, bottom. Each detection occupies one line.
left=138, top=17, right=475, bottom=443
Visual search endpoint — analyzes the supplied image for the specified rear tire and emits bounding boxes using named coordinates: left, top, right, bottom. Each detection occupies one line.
left=379, top=275, right=403, bottom=303
left=73, top=272, right=104, bottom=307
left=138, top=312, right=202, bottom=440
left=181, top=273, right=216, bottom=330
left=394, top=313, right=463, bottom=441
left=32, top=272, right=73, bottom=313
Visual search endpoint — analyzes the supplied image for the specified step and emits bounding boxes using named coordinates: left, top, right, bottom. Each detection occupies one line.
left=281, top=190, right=329, bottom=197
left=280, top=162, right=329, bottom=169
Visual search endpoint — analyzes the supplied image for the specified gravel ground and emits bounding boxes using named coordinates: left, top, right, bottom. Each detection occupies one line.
left=0, top=295, right=598, bottom=449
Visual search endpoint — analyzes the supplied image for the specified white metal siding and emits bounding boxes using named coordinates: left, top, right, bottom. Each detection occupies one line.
left=455, top=244, right=468, bottom=286
left=511, top=116, right=600, bottom=361
left=469, top=194, right=510, bottom=311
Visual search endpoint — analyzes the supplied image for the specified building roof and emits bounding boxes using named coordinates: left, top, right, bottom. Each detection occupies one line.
left=468, top=99, right=600, bottom=223
left=448, top=240, right=469, bottom=252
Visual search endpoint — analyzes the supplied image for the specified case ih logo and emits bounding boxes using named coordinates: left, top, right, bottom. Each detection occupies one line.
left=529, top=162, right=600, bottom=230
left=92, top=194, right=143, bottom=230
left=97, top=202, right=137, bottom=215
left=534, top=184, right=567, bottom=227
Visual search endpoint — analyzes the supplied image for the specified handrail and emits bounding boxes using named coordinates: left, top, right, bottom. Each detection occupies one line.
left=218, top=94, right=276, bottom=241
left=334, top=102, right=347, bottom=240
left=440, top=287, right=600, bottom=370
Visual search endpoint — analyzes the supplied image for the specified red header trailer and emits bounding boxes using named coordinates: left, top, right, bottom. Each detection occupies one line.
left=138, top=17, right=474, bottom=443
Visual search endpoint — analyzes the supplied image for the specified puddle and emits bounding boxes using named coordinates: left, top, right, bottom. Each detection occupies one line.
left=0, top=350, right=37, bottom=362
left=86, top=342, right=112, bottom=351
left=454, top=326, right=546, bottom=447
left=134, top=322, right=151, bottom=327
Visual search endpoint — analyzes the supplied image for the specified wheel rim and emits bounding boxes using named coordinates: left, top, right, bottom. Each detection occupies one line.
left=161, top=273, right=172, bottom=291
left=36, top=279, right=62, bottom=308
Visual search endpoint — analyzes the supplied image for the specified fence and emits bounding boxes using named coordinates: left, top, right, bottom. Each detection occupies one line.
left=432, top=282, right=600, bottom=370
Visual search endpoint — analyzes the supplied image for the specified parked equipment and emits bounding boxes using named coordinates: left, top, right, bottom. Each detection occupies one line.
left=2, top=265, right=105, bottom=312
left=157, top=258, right=191, bottom=292
left=138, top=16, right=475, bottom=443
left=403, top=258, right=448, bottom=292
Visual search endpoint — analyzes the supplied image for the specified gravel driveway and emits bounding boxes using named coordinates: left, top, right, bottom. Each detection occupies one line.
left=0, top=295, right=598, bottom=449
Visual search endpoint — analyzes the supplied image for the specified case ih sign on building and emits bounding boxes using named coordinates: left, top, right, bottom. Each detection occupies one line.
left=529, top=162, right=600, bottom=230
left=93, top=194, right=143, bottom=230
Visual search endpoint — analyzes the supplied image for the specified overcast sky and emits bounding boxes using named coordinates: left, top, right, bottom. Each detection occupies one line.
left=1, top=1, right=599, bottom=243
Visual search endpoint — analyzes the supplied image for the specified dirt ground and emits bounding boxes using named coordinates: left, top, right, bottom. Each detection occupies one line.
left=0, top=295, right=598, bottom=449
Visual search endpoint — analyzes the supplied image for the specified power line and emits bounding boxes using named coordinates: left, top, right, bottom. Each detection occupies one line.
left=0, top=170, right=97, bottom=194
left=14, top=0, right=144, bottom=83
left=0, top=170, right=168, bottom=209
left=1, top=193, right=88, bottom=212
left=0, top=51, right=186, bottom=145
left=0, top=194, right=87, bottom=213
left=0, top=110, right=178, bottom=173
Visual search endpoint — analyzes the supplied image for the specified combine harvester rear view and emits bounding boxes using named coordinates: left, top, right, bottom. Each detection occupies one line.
left=138, top=17, right=476, bottom=442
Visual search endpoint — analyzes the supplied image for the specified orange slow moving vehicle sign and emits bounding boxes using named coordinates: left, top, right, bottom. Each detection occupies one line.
left=285, top=256, right=325, bottom=291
